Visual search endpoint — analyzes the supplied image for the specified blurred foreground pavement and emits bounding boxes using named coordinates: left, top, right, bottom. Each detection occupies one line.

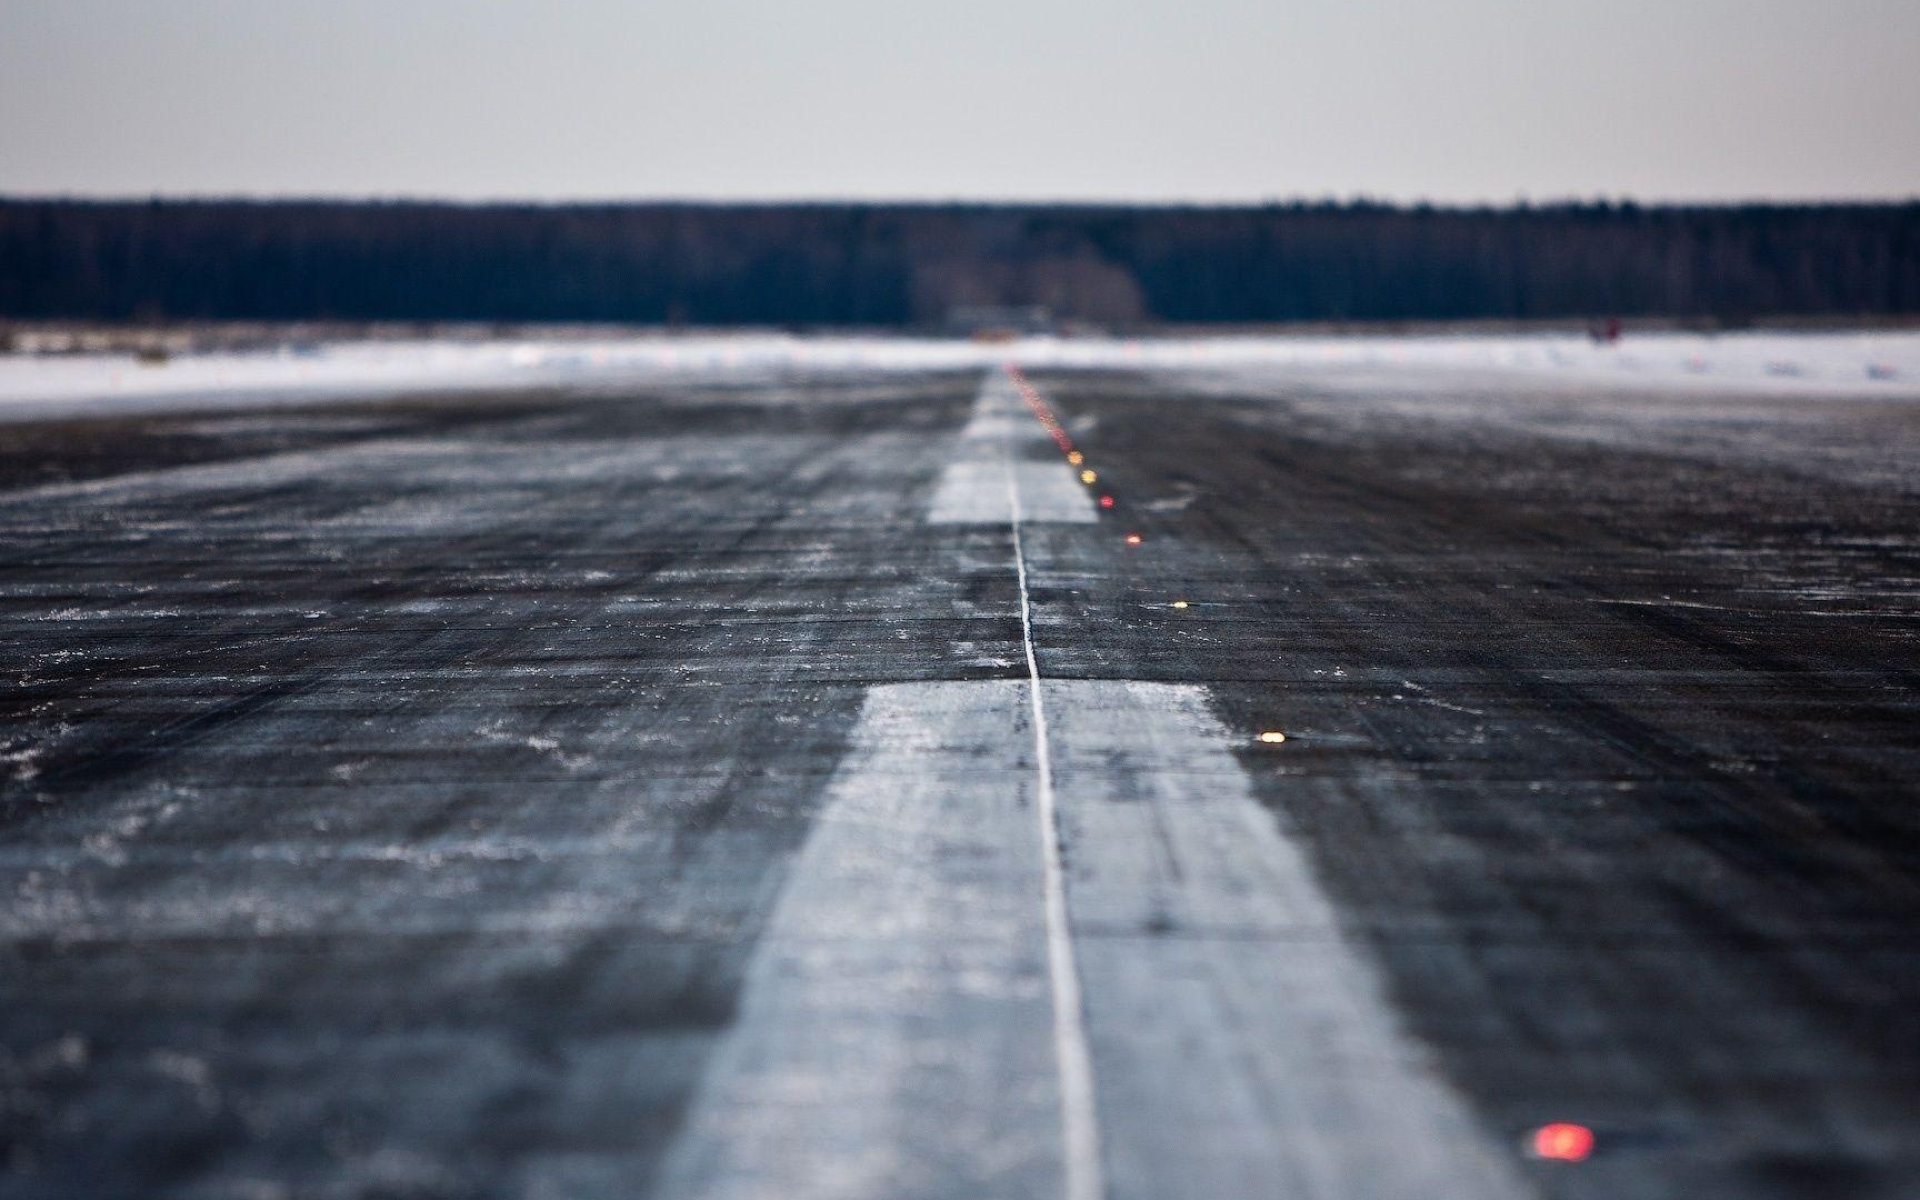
left=2, top=354, right=1918, bottom=1200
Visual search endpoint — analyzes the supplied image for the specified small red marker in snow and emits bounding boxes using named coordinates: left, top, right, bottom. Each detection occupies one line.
left=1530, top=1123, right=1594, bottom=1162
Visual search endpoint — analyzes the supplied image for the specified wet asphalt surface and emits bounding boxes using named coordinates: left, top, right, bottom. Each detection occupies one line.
left=2, top=364, right=1918, bottom=1199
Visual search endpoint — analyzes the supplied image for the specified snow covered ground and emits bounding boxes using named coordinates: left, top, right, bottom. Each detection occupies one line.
left=1, top=329, right=1916, bottom=421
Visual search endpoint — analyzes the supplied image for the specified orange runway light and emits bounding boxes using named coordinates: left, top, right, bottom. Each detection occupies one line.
left=1530, top=1124, right=1594, bottom=1162
left=1067, top=451, right=1084, bottom=465
left=1080, top=470, right=1098, bottom=485
left=1124, top=533, right=1144, bottom=546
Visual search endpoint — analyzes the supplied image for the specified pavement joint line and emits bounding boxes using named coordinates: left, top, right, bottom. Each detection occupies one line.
left=1000, top=365, right=1106, bottom=1200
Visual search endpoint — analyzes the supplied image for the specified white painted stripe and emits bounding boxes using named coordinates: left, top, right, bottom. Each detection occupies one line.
left=666, top=365, right=1518, bottom=1200
left=1005, top=411, right=1107, bottom=1200
left=927, top=374, right=1095, bottom=524
left=653, top=681, right=1063, bottom=1200
left=928, top=459, right=1097, bottom=526
left=1042, top=680, right=1531, bottom=1200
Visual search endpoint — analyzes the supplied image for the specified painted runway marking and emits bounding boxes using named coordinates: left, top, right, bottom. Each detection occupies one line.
left=1001, top=367, right=1524, bottom=1199
left=1043, top=681, right=1531, bottom=1200
left=927, top=374, right=1095, bottom=524
left=654, top=681, right=1063, bottom=1200
left=666, top=368, right=1523, bottom=1200
left=1004, top=389, right=1106, bottom=1200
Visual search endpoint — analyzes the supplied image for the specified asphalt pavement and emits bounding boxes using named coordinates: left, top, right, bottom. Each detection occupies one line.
left=2, top=362, right=1917, bottom=1200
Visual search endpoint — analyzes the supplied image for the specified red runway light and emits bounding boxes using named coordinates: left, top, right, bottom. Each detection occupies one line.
left=1531, top=1123, right=1594, bottom=1162
left=1099, top=495, right=1115, bottom=509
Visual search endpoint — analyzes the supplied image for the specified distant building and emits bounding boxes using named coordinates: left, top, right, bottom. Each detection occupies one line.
left=944, top=305, right=1056, bottom=339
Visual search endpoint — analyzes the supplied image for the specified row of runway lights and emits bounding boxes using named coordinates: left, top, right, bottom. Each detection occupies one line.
left=999, top=365, right=1597, bottom=1170
left=1004, top=361, right=1275, bottom=742
left=1005, top=365, right=1131, bottom=530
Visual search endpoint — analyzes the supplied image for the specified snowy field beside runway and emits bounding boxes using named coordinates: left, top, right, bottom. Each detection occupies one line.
left=2, top=327, right=1918, bottom=421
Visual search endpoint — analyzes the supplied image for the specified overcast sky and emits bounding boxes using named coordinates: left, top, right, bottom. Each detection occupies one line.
left=3, top=0, right=1916, bottom=204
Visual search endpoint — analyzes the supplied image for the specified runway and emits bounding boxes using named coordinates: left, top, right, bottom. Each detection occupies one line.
left=2, top=360, right=1917, bottom=1199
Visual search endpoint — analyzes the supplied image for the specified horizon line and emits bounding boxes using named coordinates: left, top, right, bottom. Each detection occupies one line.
left=5, top=191, right=1920, bottom=212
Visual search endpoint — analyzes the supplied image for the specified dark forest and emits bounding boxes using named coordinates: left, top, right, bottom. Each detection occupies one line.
left=4, top=198, right=1917, bottom=327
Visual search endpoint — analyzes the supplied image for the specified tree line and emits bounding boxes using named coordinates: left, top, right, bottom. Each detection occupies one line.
left=2, top=198, right=1916, bottom=327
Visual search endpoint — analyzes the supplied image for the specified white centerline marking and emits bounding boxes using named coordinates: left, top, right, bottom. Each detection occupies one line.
left=1003, top=369, right=1106, bottom=1200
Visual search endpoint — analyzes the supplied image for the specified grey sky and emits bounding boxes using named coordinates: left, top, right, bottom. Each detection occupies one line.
left=3, top=0, right=1916, bottom=203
